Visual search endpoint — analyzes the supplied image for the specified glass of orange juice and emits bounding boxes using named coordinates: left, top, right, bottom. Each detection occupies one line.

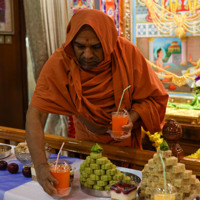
left=153, top=184, right=176, bottom=200
left=50, top=160, right=71, bottom=198
left=112, top=111, right=128, bottom=138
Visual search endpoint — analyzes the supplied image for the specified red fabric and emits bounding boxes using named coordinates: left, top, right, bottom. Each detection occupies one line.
left=31, top=9, right=168, bottom=149
left=68, top=116, right=75, bottom=138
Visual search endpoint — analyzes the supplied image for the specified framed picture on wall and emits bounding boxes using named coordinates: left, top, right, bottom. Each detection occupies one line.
left=135, top=0, right=200, bottom=96
left=0, top=0, right=14, bottom=34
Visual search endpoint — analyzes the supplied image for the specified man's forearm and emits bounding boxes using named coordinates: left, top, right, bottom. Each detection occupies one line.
left=25, top=105, right=48, bottom=168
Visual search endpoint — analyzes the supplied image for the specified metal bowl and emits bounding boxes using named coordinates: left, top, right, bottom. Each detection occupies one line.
left=81, top=171, right=141, bottom=198
left=0, top=145, right=11, bottom=159
left=14, top=143, right=52, bottom=166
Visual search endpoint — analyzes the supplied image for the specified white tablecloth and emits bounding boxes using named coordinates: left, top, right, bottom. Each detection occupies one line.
left=0, top=144, right=142, bottom=200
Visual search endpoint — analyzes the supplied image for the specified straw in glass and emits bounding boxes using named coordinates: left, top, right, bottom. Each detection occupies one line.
left=55, top=142, right=65, bottom=171
left=159, top=153, right=167, bottom=200
left=117, top=85, right=131, bottom=114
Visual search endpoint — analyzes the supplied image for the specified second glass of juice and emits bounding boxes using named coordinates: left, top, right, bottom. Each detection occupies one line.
left=50, top=160, right=70, bottom=198
left=153, top=184, right=176, bottom=200
left=112, top=111, right=128, bottom=137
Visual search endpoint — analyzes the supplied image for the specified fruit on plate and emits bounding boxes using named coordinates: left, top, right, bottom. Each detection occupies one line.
left=0, top=160, right=8, bottom=170
left=80, top=143, right=135, bottom=191
left=22, top=166, right=32, bottom=177
left=8, top=163, right=19, bottom=174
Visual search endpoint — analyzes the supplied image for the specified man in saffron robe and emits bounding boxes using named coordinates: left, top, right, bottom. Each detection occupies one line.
left=26, top=9, right=168, bottom=196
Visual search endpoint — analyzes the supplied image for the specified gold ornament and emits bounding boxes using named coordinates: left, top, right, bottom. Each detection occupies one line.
left=137, top=0, right=200, bottom=38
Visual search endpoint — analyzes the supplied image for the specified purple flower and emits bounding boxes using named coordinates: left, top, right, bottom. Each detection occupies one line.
left=192, top=76, right=200, bottom=88
left=195, top=75, right=200, bottom=82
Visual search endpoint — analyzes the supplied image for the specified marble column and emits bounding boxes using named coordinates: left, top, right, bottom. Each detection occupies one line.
left=149, top=37, right=154, bottom=62
left=180, top=37, right=187, bottom=65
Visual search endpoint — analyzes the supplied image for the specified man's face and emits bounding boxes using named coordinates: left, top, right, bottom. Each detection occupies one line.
left=72, top=26, right=104, bottom=70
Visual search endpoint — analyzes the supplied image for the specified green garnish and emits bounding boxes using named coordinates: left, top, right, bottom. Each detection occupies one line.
left=160, top=140, right=169, bottom=151
left=91, top=143, right=103, bottom=153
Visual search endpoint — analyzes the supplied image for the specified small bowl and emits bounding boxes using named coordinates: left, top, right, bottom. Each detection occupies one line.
left=14, top=143, right=52, bottom=166
left=0, top=145, right=12, bottom=159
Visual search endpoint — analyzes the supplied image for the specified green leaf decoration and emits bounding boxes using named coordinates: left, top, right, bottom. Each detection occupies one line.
left=160, top=140, right=169, bottom=151
left=91, top=143, right=103, bottom=153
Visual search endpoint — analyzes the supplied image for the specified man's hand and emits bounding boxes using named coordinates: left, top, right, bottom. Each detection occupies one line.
left=108, top=110, right=140, bottom=141
left=35, top=163, right=58, bottom=197
left=113, top=120, right=133, bottom=141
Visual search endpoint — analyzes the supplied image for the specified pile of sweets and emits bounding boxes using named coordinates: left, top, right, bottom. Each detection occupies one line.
left=139, top=141, right=200, bottom=200
left=80, top=143, right=135, bottom=191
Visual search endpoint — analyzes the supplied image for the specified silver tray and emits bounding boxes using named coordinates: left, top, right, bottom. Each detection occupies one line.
left=0, top=145, right=11, bottom=159
left=81, top=171, right=141, bottom=198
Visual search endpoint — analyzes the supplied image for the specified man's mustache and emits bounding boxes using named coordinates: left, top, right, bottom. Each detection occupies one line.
left=79, top=57, right=98, bottom=63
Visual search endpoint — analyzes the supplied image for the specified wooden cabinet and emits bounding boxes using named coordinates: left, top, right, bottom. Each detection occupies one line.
left=0, top=0, right=27, bottom=129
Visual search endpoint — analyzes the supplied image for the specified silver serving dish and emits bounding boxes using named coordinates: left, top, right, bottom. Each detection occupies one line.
left=81, top=171, right=141, bottom=198
left=0, top=145, right=11, bottom=159
left=14, top=143, right=52, bottom=166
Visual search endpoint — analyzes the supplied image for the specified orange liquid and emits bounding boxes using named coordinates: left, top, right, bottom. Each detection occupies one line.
left=50, top=165, right=70, bottom=189
left=112, top=113, right=128, bottom=137
left=154, top=194, right=175, bottom=200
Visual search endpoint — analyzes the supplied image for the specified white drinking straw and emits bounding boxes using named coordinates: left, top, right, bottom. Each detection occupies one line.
left=55, top=142, right=65, bottom=171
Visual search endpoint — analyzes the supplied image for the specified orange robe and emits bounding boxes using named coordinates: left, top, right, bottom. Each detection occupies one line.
left=31, top=9, right=168, bottom=149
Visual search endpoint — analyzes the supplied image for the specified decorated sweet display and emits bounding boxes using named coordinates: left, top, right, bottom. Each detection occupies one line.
left=139, top=141, right=200, bottom=200
left=80, top=143, right=136, bottom=192
left=110, top=181, right=137, bottom=200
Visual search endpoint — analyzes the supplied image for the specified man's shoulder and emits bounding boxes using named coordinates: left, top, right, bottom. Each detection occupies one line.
left=118, top=36, right=134, bottom=45
left=117, top=36, right=138, bottom=50
left=117, top=36, right=140, bottom=54
left=42, top=46, right=71, bottom=72
left=47, top=46, right=70, bottom=63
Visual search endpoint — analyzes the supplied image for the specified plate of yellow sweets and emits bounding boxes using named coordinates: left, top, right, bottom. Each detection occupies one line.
left=80, top=143, right=141, bottom=198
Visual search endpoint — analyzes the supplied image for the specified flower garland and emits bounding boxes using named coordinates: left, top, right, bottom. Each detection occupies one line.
left=142, top=127, right=163, bottom=149
left=146, top=59, right=200, bottom=87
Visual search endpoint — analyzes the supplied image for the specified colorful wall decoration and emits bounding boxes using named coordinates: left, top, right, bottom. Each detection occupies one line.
left=70, top=0, right=93, bottom=17
left=99, top=0, right=132, bottom=41
left=164, top=0, right=200, bottom=12
left=135, top=0, right=200, bottom=94
left=99, top=0, right=121, bottom=34
left=0, top=0, right=14, bottom=34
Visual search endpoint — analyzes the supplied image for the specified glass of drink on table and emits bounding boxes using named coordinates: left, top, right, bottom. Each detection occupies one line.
left=50, top=160, right=71, bottom=198
left=112, top=111, right=128, bottom=138
left=153, top=184, right=176, bottom=200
